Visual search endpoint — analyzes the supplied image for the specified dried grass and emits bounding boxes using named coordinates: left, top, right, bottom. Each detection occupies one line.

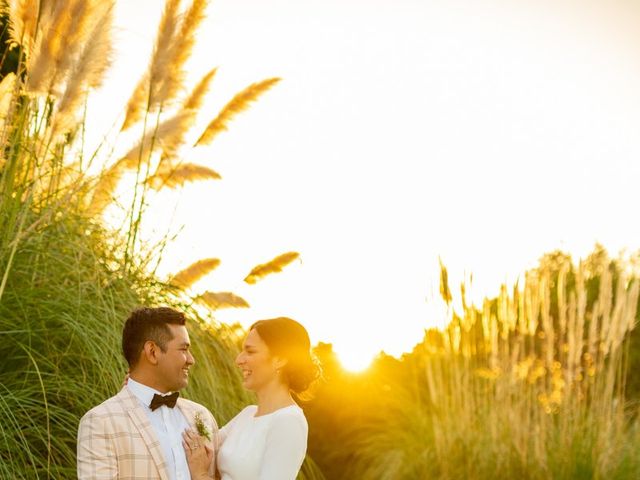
left=244, top=251, right=300, bottom=284
left=121, top=0, right=209, bottom=131
left=171, top=258, right=221, bottom=289
left=148, top=163, right=221, bottom=190
left=346, top=254, right=640, bottom=479
left=195, top=78, right=281, bottom=146
left=197, top=291, right=250, bottom=310
left=25, top=0, right=94, bottom=95
left=52, top=2, right=114, bottom=135
left=122, top=111, right=192, bottom=168
left=184, top=68, right=218, bottom=111
left=156, top=0, right=210, bottom=104
left=121, top=0, right=182, bottom=130
left=5, top=0, right=40, bottom=54
left=158, top=68, right=218, bottom=161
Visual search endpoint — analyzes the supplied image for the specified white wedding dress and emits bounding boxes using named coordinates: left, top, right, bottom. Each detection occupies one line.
left=217, top=405, right=308, bottom=480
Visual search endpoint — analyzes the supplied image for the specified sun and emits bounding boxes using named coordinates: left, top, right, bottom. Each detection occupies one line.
left=335, top=349, right=373, bottom=373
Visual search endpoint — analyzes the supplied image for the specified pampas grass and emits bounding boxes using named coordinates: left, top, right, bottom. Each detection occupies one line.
left=0, top=1, right=321, bottom=478
left=340, top=252, right=640, bottom=479
left=198, top=291, right=250, bottom=310
left=121, top=72, right=151, bottom=132
left=171, top=257, right=221, bottom=289
left=52, top=3, right=113, bottom=135
left=0, top=71, right=16, bottom=136
left=5, top=0, right=39, bottom=53
left=148, top=163, right=222, bottom=190
left=155, top=67, right=218, bottom=163
left=25, top=0, right=92, bottom=95
left=0, top=213, right=254, bottom=478
left=184, top=68, right=218, bottom=111
left=121, top=0, right=181, bottom=130
left=147, top=0, right=182, bottom=97
left=156, top=0, right=210, bottom=104
left=244, top=251, right=300, bottom=284
left=195, top=78, right=281, bottom=146
left=121, top=0, right=210, bottom=131
left=121, top=111, right=193, bottom=168
left=89, top=111, right=191, bottom=215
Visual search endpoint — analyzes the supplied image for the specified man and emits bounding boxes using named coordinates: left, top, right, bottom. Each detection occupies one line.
left=78, top=307, right=217, bottom=480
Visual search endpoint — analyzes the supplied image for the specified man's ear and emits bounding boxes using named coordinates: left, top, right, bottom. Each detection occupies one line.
left=143, top=340, right=160, bottom=365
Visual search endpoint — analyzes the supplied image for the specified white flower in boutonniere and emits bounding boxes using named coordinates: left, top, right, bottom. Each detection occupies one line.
left=194, top=412, right=211, bottom=441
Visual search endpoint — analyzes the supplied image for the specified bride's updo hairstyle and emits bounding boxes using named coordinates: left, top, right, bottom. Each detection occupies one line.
left=250, top=317, right=320, bottom=396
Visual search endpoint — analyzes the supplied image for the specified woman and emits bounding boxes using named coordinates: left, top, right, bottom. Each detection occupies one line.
left=183, top=317, right=320, bottom=480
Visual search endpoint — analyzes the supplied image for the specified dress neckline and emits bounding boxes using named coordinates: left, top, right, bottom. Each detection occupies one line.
left=252, top=404, right=299, bottom=419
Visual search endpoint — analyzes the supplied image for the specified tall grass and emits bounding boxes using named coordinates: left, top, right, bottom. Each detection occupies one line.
left=343, top=252, right=640, bottom=479
left=0, top=212, right=250, bottom=478
left=0, top=1, right=323, bottom=479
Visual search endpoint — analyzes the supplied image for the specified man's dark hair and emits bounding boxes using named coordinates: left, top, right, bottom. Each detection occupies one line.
left=122, top=307, right=186, bottom=367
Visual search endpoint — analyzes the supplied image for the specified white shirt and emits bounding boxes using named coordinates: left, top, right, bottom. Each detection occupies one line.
left=127, top=379, right=191, bottom=480
left=217, top=405, right=308, bottom=480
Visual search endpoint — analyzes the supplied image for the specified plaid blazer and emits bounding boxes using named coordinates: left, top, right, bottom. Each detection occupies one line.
left=77, top=387, right=218, bottom=480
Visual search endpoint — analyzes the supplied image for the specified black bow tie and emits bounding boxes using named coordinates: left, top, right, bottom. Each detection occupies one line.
left=149, top=392, right=179, bottom=411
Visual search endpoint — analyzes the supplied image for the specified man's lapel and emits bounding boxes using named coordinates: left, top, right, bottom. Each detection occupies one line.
left=176, top=398, right=196, bottom=429
left=118, top=387, right=170, bottom=480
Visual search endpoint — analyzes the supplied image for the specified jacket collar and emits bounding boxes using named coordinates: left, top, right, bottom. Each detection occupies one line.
left=117, top=387, right=170, bottom=480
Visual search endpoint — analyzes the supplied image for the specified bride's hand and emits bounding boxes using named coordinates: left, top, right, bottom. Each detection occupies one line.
left=183, top=429, right=214, bottom=480
left=121, top=371, right=130, bottom=389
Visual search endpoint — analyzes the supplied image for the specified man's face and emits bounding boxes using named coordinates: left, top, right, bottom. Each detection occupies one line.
left=155, top=324, right=195, bottom=392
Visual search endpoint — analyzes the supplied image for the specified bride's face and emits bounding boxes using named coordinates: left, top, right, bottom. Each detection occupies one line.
left=236, top=329, right=282, bottom=392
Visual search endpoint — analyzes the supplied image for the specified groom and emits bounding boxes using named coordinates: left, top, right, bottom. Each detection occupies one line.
left=78, top=307, right=218, bottom=479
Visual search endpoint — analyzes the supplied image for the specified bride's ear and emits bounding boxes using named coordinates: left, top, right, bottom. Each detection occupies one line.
left=273, top=356, right=288, bottom=371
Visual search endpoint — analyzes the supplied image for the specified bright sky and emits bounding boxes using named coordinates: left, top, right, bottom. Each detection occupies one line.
left=94, top=0, right=640, bottom=370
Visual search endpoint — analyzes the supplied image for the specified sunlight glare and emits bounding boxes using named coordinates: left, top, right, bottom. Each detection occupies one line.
left=109, top=0, right=640, bottom=363
left=336, top=349, right=373, bottom=373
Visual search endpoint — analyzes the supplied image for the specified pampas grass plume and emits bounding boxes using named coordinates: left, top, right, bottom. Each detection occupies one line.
left=89, top=111, right=192, bottom=215
left=148, top=0, right=182, bottom=88
left=0, top=72, right=17, bottom=125
left=121, top=111, right=192, bottom=168
left=195, top=77, right=281, bottom=146
left=171, top=258, right=221, bottom=289
left=121, top=73, right=150, bottom=131
left=157, top=0, right=210, bottom=104
left=148, top=163, right=221, bottom=190
left=88, top=165, right=125, bottom=216
left=198, top=291, right=250, bottom=310
left=121, top=0, right=182, bottom=130
left=53, top=3, right=114, bottom=135
left=184, top=68, right=218, bottom=111
left=26, top=0, right=92, bottom=95
left=5, top=0, right=40, bottom=53
left=158, top=68, right=218, bottom=161
left=244, top=251, right=300, bottom=284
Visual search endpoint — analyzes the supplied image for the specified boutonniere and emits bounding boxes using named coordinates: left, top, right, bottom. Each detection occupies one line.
left=194, top=412, right=211, bottom=441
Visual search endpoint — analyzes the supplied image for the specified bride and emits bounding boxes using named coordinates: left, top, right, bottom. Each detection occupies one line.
left=183, top=317, right=320, bottom=480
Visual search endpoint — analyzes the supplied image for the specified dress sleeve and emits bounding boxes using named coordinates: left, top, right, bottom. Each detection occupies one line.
left=258, top=413, right=308, bottom=480
left=77, top=411, right=117, bottom=480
